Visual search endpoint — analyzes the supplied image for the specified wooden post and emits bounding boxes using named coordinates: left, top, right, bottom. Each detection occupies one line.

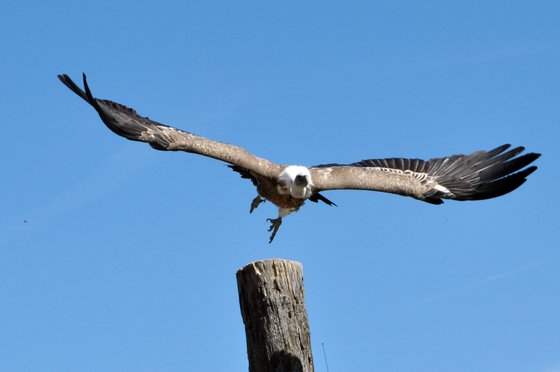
left=237, top=259, right=314, bottom=372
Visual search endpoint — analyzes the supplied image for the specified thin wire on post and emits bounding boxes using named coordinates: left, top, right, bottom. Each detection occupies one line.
left=321, top=342, right=330, bottom=372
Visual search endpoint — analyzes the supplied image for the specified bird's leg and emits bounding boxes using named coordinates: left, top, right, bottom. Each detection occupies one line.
left=266, top=217, right=282, bottom=244
left=250, top=195, right=266, bottom=214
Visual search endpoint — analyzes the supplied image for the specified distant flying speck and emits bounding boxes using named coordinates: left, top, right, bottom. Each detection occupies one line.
left=58, top=73, right=541, bottom=243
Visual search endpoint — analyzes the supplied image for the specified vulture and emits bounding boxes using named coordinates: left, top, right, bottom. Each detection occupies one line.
left=58, top=73, right=541, bottom=243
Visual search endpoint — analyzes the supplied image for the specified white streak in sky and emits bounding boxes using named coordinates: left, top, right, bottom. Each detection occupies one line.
left=411, top=259, right=543, bottom=308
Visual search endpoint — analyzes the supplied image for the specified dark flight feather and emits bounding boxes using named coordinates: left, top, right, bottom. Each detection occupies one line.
left=314, top=144, right=540, bottom=204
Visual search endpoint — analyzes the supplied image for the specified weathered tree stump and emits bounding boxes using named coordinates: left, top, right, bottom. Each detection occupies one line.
left=237, top=259, right=314, bottom=372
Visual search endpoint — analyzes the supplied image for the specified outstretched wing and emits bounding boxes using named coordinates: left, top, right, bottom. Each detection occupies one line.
left=310, top=144, right=540, bottom=204
left=58, top=73, right=282, bottom=178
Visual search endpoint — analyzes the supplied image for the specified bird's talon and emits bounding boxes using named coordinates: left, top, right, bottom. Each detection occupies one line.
left=266, top=217, right=283, bottom=243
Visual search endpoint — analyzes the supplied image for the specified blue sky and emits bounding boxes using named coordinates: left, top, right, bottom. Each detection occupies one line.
left=1, top=1, right=558, bottom=371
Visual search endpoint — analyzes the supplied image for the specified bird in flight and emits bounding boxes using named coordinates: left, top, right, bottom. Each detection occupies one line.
left=59, top=73, right=540, bottom=243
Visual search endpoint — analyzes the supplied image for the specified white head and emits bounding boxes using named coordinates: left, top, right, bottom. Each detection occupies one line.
left=277, top=165, right=313, bottom=199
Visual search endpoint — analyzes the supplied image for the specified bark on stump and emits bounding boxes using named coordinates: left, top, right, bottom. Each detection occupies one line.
left=237, top=259, right=314, bottom=372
